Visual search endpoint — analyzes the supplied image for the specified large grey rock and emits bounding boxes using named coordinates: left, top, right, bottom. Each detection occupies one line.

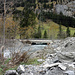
left=45, top=53, right=60, bottom=64
left=45, top=67, right=63, bottom=75
left=57, top=52, right=75, bottom=63
left=58, top=64, right=67, bottom=71
left=64, top=42, right=72, bottom=48
left=64, top=70, right=74, bottom=75
left=4, top=70, right=18, bottom=75
left=63, top=42, right=75, bottom=52
left=17, top=65, right=25, bottom=74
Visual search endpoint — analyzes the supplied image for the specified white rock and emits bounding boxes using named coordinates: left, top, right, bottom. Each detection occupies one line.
left=58, top=64, right=67, bottom=70
left=4, top=70, right=18, bottom=75
left=43, top=63, right=60, bottom=69
left=17, top=65, right=25, bottom=74
left=37, top=59, right=44, bottom=63
left=4, top=50, right=11, bottom=58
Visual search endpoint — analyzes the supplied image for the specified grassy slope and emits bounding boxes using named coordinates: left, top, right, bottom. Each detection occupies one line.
left=36, top=20, right=75, bottom=39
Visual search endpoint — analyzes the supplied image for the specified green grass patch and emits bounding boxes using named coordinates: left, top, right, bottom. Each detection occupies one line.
left=16, top=7, right=24, bottom=11
left=0, top=68, right=3, bottom=75
left=4, top=58, right=11, bottom=64
left=20, top=58, right=43, bottom=65
left=6, top=67, right=17, bottom=71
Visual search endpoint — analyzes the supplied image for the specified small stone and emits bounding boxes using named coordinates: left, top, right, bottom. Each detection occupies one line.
left=4, top=70, right=18, bottom=75
left=37, top=59, right=44, bottom=63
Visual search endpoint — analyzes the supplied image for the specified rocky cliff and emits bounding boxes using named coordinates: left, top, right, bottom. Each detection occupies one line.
left=55, top=1, right=75, bottom=17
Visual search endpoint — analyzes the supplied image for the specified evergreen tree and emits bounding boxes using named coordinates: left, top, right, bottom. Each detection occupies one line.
left=57, top=23, right=62, bottom=38
left=43, top=30, right=47, bottom=38
left=20, top=9, right=36, bottom=27
left=13, top=0, right=36, bottom=27
left=66, top=26, right=70, bottom=37
left=20, top=1, right=36, bottom=27
left=13, top=1, right=36, bottom=39
left=73, top=32, right=75, bottom=37
left=34, top=25, right=41, bottom=38
left=38, top=25, right=41, bottom=38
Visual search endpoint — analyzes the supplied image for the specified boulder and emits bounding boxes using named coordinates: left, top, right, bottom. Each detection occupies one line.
left=45, top=66, right=63, bottom=75
left=58, top=64, right=67, bottom=71
left=65, top=42, right=72, bottom=47
left=58, top=52, right=75, bottom=62
left=17, top=65, right=25, bottom=74
left=4, top=70, right=18, bottom=75
left=64, top=70, right=74, bottom=75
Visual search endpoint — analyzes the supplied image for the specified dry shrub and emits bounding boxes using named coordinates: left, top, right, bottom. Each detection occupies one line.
left=25, top=40, right=31, bottom=44
left=11, top=51, right=29, bottom=65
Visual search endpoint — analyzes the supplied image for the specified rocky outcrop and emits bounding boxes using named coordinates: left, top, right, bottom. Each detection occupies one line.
left=55, top=1, right=75, bottom=17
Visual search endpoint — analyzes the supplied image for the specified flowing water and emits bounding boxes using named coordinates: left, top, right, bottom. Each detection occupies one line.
left=22, top=45, right=47, bottom=52
left=4, top=45, right=47, bottom=58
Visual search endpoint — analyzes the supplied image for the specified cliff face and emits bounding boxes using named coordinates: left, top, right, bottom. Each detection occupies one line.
left=0, top=0, right=74, bottom=17
left=55, top=1, right=75, bottom=17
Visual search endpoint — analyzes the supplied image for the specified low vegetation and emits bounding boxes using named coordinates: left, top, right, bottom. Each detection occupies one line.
left=0, top=50, right=44, bottom=74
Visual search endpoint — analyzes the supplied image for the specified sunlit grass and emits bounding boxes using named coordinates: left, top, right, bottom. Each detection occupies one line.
left=16, top=7, right=24, bottom=11
left=36, top=20, right=75, bottom=39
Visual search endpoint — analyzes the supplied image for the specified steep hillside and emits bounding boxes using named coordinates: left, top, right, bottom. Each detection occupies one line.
left=36, top=20, right=75, bottom=39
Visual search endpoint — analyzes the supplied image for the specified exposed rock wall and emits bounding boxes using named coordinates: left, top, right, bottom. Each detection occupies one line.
left=55, top=1, right=75, bottom=17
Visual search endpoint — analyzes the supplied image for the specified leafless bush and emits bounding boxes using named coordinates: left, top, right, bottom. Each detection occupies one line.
left=11, top=51, right=30, bottom=65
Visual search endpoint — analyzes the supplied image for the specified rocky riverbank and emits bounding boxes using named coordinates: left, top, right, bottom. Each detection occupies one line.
left=4, top=37, right=75, bottom=75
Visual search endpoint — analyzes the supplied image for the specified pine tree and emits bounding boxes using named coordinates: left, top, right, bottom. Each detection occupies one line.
left=20, top=4, right=36, bottom=27
left=66, top=26, right=70, bottom=37
left=38, top=25, right=41, bottom=38
left=43, top=30, right=47, bottom=38
left=73, top=32, right=75, bottom=37
left=57, top=23, right=62, bottom=38
left=34, top=25, right=41, bottom=38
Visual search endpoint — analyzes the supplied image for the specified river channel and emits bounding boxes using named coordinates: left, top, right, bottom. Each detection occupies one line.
left=4, top=45, right=47, bottom=58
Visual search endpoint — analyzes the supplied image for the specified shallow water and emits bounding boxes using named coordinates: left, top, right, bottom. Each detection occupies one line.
left=22, top=45, right=47, bottom=51
left=4, top=45, right=47, bottom=58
